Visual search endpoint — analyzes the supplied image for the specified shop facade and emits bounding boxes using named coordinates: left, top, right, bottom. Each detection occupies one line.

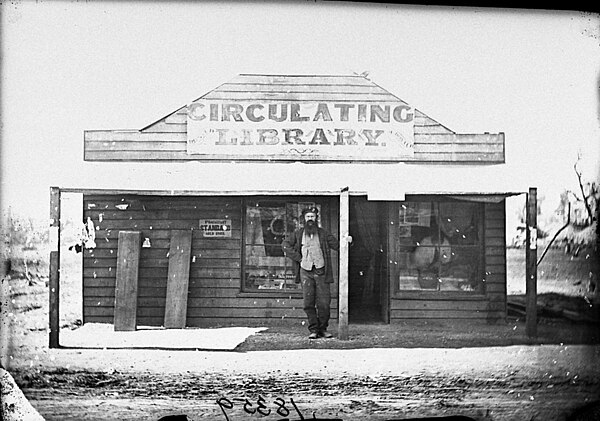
left=50, top=74, right=524, bottom=342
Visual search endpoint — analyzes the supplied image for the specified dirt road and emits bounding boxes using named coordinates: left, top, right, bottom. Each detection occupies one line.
left=7, top=345, right=600, bottom=421
left=15, top=369, right=600, bottom=420
left=2, top=253, right=600, bottom=421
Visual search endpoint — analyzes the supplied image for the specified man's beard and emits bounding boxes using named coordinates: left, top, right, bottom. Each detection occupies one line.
left=305, top=220, right=317, bottom=235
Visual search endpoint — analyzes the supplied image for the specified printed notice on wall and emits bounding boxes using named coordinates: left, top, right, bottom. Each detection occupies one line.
left=199, top=219, right=232, bottom=237
left=187, top=101, right=415, bottom=161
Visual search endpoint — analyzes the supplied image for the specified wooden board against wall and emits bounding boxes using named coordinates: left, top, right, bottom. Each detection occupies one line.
left=164, top=230, right=193, bottom=328
left=114, top=231, right=141, bottom=331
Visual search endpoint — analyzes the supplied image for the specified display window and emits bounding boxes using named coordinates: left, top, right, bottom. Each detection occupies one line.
left=243, top=198, right=322, bottom=292
left=394, top=200, right=484, bottom=293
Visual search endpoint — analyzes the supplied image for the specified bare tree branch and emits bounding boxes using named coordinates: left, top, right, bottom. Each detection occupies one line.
left=574, top=157, right=594, bottom=223
left=537, top=203, right=570, bottom=267
left=567, top=190, right=583, bottom=202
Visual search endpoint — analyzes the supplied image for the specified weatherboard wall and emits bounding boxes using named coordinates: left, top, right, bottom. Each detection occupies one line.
left=82, top=194, right=339, bottom=327
left=81, top=194, right=506, bottom=326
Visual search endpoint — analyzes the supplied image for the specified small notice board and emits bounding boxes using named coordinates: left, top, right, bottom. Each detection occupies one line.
left=199, top=219, right=232, bottom=237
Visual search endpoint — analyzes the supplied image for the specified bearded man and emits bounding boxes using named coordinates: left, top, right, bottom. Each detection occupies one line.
left=282, top=207, right=341, bottom=339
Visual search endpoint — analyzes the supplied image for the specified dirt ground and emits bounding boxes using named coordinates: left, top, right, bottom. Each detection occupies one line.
left=3, top=275, right=600, bottom=421
left=2, top=247, right=600, bottom=420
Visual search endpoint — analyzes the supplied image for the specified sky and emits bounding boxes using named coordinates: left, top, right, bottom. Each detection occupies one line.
left=1, top=1, right=599, bottom=225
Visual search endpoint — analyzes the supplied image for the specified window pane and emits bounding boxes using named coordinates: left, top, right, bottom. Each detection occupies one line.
left=244, top=200, right=319, bottom=292
left=397, top=202, right=441, bottom=291
left=439, top=202, right=479, bottom=245
left=246, top=203, right=287, bottom=256
left=396, top=201, right=482, bottom=293
left=438, top=202, right=482, bottom=293
left=245, top=244, right=298, bottom=290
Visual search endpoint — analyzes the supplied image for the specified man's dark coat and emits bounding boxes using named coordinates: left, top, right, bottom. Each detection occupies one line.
left=281, top=227, right=339, bottom=284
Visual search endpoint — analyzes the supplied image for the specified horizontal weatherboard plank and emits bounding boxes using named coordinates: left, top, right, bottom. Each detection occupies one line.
left=225, top=74, right=375, bottom=86
left=84, top=150, right=504, bottom=163
left=82, top=316, right=311, bottom=326
left=84, top=131, right=186, bottom=141
left=414, top=125, right=455, bottom=135
left=86, top=141, right=187, bottom=151
left=84, top=278, right=243, bottom=288
left=414, top=133, right=504, bottom=144
left=390, top=310, right=503, bottom=319
left=213, top=83, right=392, bottom=94
left=202, top=91, right=400, bottom=102
left=84, top=297, right=306, bottom=308
left=414, top=143, right=504, bottom=153
left=84, top=306, right=309, bottom=318
left=84, top=267, right=241, bottom=278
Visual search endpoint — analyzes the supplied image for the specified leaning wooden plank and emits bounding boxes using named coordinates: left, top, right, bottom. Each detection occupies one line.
left=114, top=231, right=141, bottom=331
left=164, top=230, right=193, bottom=328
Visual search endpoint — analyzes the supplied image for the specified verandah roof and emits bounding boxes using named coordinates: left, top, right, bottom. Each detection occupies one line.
left=61, top=161, right=527, bottom=199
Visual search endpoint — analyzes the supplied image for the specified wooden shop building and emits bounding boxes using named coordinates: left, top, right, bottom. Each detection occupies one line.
left=49, top=74, right=537, bottom=344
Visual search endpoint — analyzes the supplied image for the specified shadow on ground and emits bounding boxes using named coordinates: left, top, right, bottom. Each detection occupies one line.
left=235, top=317, right=600, bottom=352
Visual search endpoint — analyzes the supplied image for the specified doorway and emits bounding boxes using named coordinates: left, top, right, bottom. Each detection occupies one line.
left=348, top=196, right=388, bottom=323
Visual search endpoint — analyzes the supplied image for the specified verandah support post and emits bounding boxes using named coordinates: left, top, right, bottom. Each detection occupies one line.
left=526, top=187, right=538, bottom=338
left=49, top=187, right=61, bottom=348
left=338, top=187, right=350, bottom=340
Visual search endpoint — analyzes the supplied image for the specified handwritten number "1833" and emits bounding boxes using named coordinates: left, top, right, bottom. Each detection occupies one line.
left=217, top=396, right=305, bottom=421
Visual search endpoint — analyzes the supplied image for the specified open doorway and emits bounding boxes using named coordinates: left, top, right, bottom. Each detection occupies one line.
left=348, top=196, right=387, bottom=323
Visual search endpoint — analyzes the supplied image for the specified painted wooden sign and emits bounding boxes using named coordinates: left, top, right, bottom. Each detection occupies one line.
left=187, top=101, right=415, bottom=160
left=199, top=219, right=232, bottom=237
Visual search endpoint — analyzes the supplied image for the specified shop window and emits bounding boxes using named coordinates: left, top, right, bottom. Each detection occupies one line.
left=394, top=200, right=483, bottom=294
left=243, top=199, right=321, bottom=292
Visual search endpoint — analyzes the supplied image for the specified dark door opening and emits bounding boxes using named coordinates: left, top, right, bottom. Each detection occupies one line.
left=348, top=197, right=387, bottom=323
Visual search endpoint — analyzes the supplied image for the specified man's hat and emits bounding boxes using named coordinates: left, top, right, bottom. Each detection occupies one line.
left=302, top=206, right=319, bottom=217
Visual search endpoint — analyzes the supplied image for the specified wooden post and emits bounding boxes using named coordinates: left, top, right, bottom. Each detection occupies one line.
left=526, top=187, right=538, bottom=338
left=164, top=230, right=193, bottom=328
left=114, top=231, right=141, bottom=331
left=338, top=188, right=350, bottom=340
left=388, top=203, right=399, bottom=305
left=49, top=187, right=61, bottom=348
left=379, top=203, right=389, bottom=323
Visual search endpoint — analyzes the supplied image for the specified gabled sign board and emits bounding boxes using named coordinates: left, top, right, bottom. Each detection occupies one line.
left=83, top=74, right=505, bottom=164
left=186, top=101, right=415, bottom=160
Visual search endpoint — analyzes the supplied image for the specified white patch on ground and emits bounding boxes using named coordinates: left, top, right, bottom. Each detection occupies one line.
left=60, top=324, right=267, bottom=350
left=1, top=368, right=46, bottom=421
